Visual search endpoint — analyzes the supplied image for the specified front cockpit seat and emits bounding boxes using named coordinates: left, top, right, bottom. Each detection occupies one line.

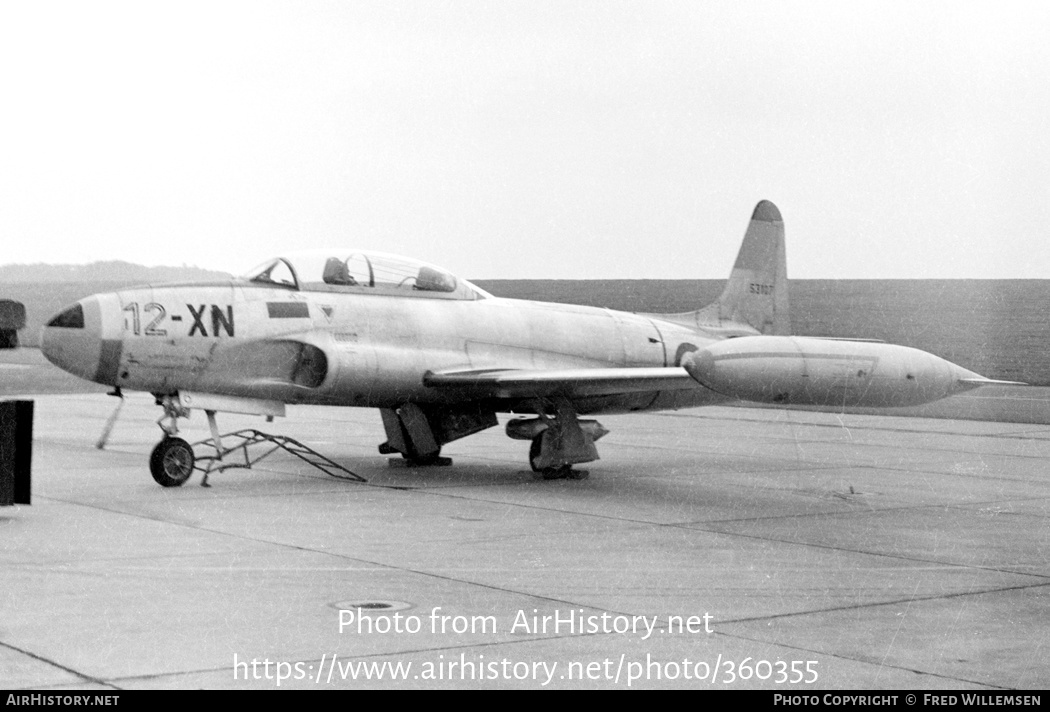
left=323, top=257, right=357, bottom=286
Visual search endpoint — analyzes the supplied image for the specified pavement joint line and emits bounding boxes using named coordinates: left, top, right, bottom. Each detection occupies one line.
left=676, top=523, right=1050, bottom=582
left=713, top=579, right=1050, bottom=629
left=675, top=494, right=1050, bottom=526
left=609, top=422, right=1050, bottom=453
left=610, top=433, right=1050, bottom=463
left=652, top=410, right=1050, bottom=443
left=608, top=449, right=1050, bottom=487
left=991, top=427, right=1050, bottom=437
left=0, top=640, right=121, bottom=691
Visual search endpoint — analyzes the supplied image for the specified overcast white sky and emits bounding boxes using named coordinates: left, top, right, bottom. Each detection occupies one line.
left=1, top=1, right=1048, bottom=278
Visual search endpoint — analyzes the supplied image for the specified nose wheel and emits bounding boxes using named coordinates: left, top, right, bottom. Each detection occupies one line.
left=149, top=437, right=196, bottom=487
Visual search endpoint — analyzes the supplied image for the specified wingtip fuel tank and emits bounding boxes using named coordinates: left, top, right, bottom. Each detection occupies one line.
left=682, top=335, right=991, bottom=408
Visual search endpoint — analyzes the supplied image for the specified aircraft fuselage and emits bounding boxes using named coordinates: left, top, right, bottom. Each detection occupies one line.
left=49, top=282, right=728, bottom=415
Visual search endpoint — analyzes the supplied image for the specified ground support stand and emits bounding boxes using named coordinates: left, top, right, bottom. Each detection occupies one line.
left=190, top=428, right=366, bottom=486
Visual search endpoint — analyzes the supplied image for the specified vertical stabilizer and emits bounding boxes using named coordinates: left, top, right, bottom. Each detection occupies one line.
left=694, top=200, right=790, bottom=335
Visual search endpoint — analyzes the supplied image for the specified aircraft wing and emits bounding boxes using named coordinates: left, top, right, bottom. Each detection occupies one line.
left=423, top=367, right=699, bottom=399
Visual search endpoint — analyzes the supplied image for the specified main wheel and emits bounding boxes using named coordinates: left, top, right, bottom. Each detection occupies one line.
left=149, top=437, right=195, bottom=487
left=529, top=435, right=544, bottom=473
left=530, top=436, right=563, bottom=479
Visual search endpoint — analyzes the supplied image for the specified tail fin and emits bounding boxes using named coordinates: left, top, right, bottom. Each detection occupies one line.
left=693, top=200, right=790, bottom=335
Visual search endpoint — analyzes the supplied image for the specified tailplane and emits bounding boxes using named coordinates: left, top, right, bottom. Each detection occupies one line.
left=661, top=200, right=790, bottom=336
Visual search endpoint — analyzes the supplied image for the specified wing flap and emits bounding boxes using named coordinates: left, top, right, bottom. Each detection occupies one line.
left=423, top=367, right=698, bottom=399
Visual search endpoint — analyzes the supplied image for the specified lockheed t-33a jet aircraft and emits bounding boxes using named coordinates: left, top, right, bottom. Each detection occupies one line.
left=40, top=201, right=1017, bottom=486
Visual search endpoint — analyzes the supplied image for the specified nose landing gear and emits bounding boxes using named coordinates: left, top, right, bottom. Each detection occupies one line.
left=145, top=394, right=364, bottom=487
left=149, top=395, right=196, bottom=487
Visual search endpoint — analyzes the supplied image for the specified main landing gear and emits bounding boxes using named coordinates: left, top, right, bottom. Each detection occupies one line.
left=528, top=436, right=589, bottom=480
left=508, top=399, right=609, bottom=481
left=378, top=403, right=464, bottom=468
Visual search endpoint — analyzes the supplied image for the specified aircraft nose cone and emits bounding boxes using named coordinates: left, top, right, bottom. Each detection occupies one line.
left=41, top=296, right=120, bottom=385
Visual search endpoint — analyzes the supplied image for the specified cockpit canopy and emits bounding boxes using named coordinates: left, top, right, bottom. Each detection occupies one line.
left=242, top=250, right=490, bottom=301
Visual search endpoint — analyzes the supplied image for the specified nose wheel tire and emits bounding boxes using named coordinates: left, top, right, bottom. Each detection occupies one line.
left=149, top=437, right=195, bottom=487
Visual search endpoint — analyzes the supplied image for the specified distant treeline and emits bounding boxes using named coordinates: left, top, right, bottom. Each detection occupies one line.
left=0, top=261, right=231, bottom=284
left=4, top=277, right=1045, bottom=385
